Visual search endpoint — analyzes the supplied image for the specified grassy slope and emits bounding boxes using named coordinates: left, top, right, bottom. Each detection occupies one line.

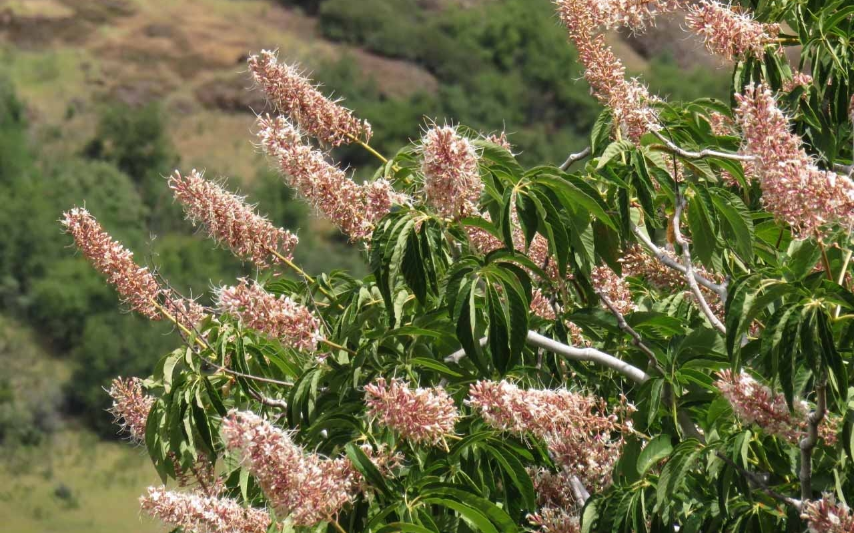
left=0, top=428, right=164, bottom=533
left=0, top=0, right=438, bottom=180
left=0, top=316, right=162, bottom=533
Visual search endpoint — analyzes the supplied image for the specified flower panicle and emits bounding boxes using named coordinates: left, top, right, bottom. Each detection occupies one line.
left=715, top=370, right=838, bottom=445
left=783, top=71, right=813, bottom=93
left=248, top=49, right=372, bottom=146
left=554, top=0, right=660, bottom=140
left=61, top=207, right=204, bottom=327
left=527, top=507, right=581, bottom=533
left=169, top=169, right=298, bottom=268
left=257, top=115, right=406, bottom=240
left=801, top=494, right=854, bottom=533
left=591, top=265, right=635, bottom=315
left=735, top=83, right=854, bottom=237
left=466, top=380, right=621, bottom=439
left=140, top=486, right=270, bottom=533
left=364, top=378, right=459, bottom=446
left=108, top=377, right=154, bottom=443
left=217, top=278, right=322, bottom=351
left=467, top=380, right=629, bottom=491
left=221, top=410, right=357, bottom=526
left=419, top=125, right=482, bottom=219
left=685, top=0, right=781, bottom=60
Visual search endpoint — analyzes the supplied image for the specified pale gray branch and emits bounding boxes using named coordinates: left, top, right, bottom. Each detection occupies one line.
left=630, top=223, right=728, bottom=301
left=569, top=476, right=590, bottom=505
left=526, top=331, right=650, bottom=383
left=672, top=195, right=727, bottom=334
left=651, top=130, right=755, bottom=162
left=832, top=162, right=853, bottom=176
left=559, top=146, right=592, bottom=170
left=445, top=332, right=650, bottom=384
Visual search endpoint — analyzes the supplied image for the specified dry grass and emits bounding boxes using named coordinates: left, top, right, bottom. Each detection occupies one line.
left=0, top=0, right=439, bottom=177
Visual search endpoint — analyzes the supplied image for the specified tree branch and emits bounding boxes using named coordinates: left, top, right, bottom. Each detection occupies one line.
left=569, top=475, right=591, bottom=505
left=631, top=222, right=728, bottom=301
left=526, top=331, right=650, bottom=383
left=715, top=451, right=802, bottom=510
left=248, top=389, right=289, bottom=409
left=672, top=194, right=727, bottom=334
left=445, top=332, right=650, bottom=384
left=650, top=130, right=755, bottom=162
left=595, top=289, right=660, bottom=372
left=799, top=378, right=827, bottom=501
left=832, top=162, right=853, bottom=176
left=444, top=337, right=488, bottom=364
left=559, top=146, right=592, bottom=170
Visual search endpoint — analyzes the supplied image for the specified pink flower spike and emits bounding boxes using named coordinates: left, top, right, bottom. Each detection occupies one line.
left=420, top=125, right=482, bottom=219
left=257, top=115, right=407, bottom=241
left=801, top=494, right=854, bottom=533
left=248, top=50, right=372, bottom=146
left=364, top=378, right=459, bottom=446
left=169, top=170, right=298, bottom=269
left=686, top=1, right=781, bottom=60
left=217, top=278, right=322, bottom=351
left=715, top=370, right=838, bottom=445
left=591, top=265, right=635, bottom=315
left=735, top=84, right=854, bottom=237
left=140, top=486, right=270, bottom=533
left=108, top=377, right=154, bottom=443
left=62, top=207, right=204, bottom=327
left=221, top=410, right=357, bottom=526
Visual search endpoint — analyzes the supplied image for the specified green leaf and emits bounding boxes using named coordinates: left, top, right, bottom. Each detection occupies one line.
left=816, top=310, right=847, bottom=403
left=346, top=443, right=393, bottom=498
left=482, top=444, right=536, bottom=511
left=710, top=189, right=754, bottom=262
left=410, top=357, right=465, bottom=378
left=597, top=140, right=634, bottom=169
left=420, top=498, right=498, bottom=533
left=590, top=109, right=612, bottom=155
left=375, top=524, right=436, bottom=533
left=687, top=191, right=718, bottom=266
left=637, top=434, right=673, bottom=475
left=655, top=439, right=703, bottom=514
left=580, top=497, right=600, bottom=533
left=784, top=239, right=822, bottom=281
left=422, top=485, right=517, bottom=533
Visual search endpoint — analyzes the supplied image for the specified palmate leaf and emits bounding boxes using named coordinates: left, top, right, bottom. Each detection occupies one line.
left=710, top=189, right=754, bottom=263
left=655, top=439, right=703, bottom=516
left=420, top=484, right=518, bottom=533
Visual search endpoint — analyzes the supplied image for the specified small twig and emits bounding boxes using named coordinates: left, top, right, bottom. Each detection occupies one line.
left=321, top=338, right=356, bottom=355
left=151, top=299, right=294, bottom=388
left=631, top=223, right=728, bottom=301
left=267, top=247, right=344, bottom=310
left=248, top=389, right=289, bottom=409
left=799, top=377, right=827, bottom=501
left=672, top=194, right=727, bottom=334
left=651, top=130, right=755, bottom=162
left=596, top=289, right=660, bottom=372
left=559, top=146, right=592, bottom=170
left=715, top=451, right=802, bottom=510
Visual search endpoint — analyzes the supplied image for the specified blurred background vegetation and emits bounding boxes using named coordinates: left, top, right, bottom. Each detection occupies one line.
left=0, top=0, right=729, bottom=530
